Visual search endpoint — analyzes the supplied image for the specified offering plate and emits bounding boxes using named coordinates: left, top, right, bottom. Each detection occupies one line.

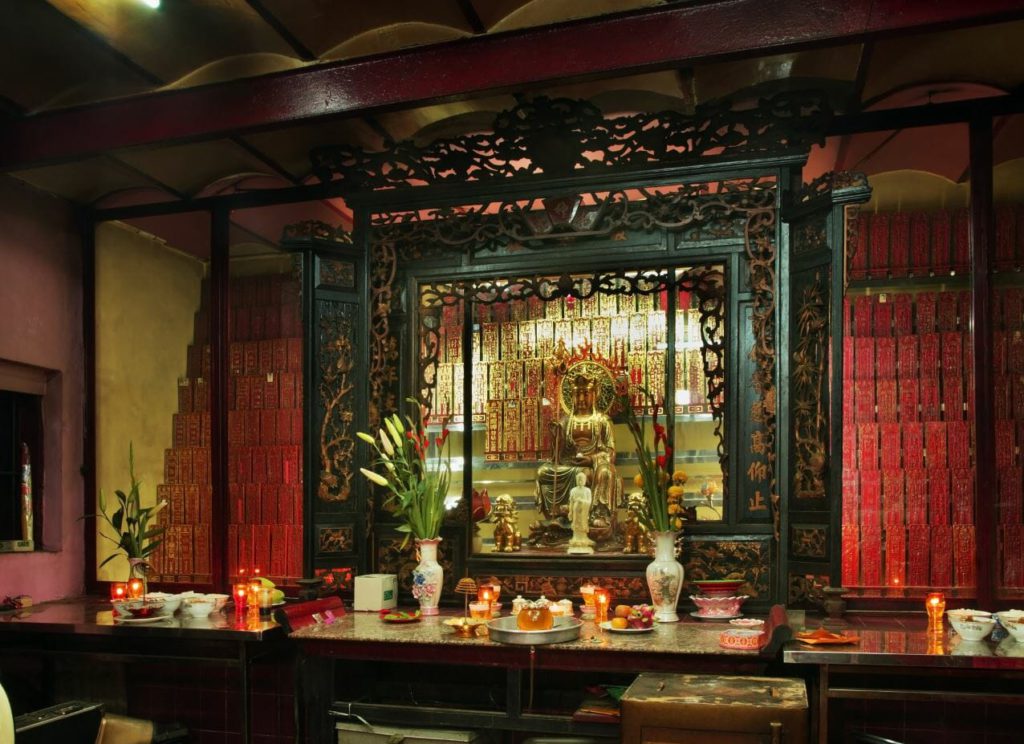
left=486, top=615, right=582, bottom=645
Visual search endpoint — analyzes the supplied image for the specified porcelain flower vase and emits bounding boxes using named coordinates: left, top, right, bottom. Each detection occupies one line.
left=412, top=537, right=443, bottom=615
left=646, top=530, right=683, bottom=622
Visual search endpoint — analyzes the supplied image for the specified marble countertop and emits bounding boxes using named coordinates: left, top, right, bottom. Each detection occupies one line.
left=783, top=615, right=1024, bottom=669
left=0, top=596, right=282, bottom=642
left=291, top=609, right=771, bottom=660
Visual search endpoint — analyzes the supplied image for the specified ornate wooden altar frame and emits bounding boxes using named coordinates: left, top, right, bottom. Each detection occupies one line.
left=290, top=92, right=865, bottom=609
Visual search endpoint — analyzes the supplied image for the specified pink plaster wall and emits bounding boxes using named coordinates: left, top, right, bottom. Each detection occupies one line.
left=0, top=175, right=84, bottom=601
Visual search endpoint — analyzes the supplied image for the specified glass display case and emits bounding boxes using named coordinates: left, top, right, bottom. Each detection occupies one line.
left=418, top=266, right=727, bottom=558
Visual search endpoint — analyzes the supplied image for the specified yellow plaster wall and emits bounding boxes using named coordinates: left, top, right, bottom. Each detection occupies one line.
left=94, top=222, right=205, bottom=581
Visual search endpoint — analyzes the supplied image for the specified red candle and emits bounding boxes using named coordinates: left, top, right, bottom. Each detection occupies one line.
left=234, top=582, right=249, bottom=610
left=109, top=582, right=126, bottom=601
left=127, top=578, right=144, bottom=599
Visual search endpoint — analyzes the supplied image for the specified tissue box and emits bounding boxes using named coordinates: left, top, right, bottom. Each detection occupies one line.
left=353, top=573, right=397, bottom=611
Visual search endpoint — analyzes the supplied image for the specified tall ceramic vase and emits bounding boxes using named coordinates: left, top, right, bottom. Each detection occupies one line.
left=412, top=537, right=443, bottom=616
left=646, top=531, right=683, bottom=623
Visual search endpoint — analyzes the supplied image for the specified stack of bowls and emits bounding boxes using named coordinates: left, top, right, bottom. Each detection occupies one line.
left=690, top=580, right=748, bottom=619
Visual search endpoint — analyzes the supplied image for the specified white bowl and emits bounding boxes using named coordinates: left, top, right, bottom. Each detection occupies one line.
left=950, top=616, right=995, bottom=642
left=147, top=593, right=182, bottom=616
left=203, top=593, right=229, bottom=612
left=181, top=598, right=216, bottom=617
left=1002, top=616, right=1024, bottom=643
left=946, top=608, right=991, bottom=623
left=995, top=610, right=1024, bottom=628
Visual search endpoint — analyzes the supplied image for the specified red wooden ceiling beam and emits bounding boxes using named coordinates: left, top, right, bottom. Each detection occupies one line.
left=3, top=0, right=1023, bottom=171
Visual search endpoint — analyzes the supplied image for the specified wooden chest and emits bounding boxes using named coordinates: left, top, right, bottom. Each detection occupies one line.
left=620, top=673, right=807, bottom=744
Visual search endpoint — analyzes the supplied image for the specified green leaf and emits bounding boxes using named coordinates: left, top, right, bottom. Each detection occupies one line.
left=112, top=508, right=124, bottom=532
left=98, top=554, right=119, bottom=568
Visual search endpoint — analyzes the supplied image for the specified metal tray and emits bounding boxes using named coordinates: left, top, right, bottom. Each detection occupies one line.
left=486, top=615, right=582, bottom=645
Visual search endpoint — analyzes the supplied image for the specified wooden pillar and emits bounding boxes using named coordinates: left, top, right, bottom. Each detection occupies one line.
left=969, top=115, right=995, bottom=608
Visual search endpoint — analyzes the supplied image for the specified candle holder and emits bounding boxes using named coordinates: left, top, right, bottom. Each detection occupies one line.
left=234, top=582, right=249, bottom=611
left=580, top=583, right=595, bottom=606
left=469, top=601, right=490, bottom=620
left=109, top=582, right=127, bottom=601
left=925, top=592, right=945, bottom=626
left=594, top=588, right=610, bottom=624
left=127, top=577, right=145, bottom=599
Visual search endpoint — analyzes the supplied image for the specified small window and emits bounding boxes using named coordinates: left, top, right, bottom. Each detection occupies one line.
left=0, top=390, right=42, bottom=551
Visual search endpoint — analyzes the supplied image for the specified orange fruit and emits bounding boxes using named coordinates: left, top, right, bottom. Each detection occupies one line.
left=614, top=604, right=632, bottom=619
left=611, top=617, right=629, bottom=629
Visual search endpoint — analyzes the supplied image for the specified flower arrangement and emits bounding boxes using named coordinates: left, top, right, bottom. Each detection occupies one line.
left=94, top=443, right=167, bottom=568
left=358, top=398, right=451, bottom=544
left=617, top=385, right=687, bottom=533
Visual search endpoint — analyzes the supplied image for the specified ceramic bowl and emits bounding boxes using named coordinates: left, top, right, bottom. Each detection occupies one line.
left=691, top=595, right=747, bottom=617
left=729, top=618, right=765, bottom=629
left=950, top=615, right=996, bottom=642
left=1002, top=616, right=1024, bottom=643
left=693, top=580, right=745, bottom=598
left=204, top=593, right=229, bottom=612
left=181, top=598, right=216, bottom=618
left=146, top=593, right=182, bottom=616
left=946, top=608, right=991, bottom=623
left=995, top=609, right=1024, bottom=628
left=124, top=600, right=165, bottom=619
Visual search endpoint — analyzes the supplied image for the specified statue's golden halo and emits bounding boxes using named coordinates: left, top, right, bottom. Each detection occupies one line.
left=558, top=360, right=617, bottom=414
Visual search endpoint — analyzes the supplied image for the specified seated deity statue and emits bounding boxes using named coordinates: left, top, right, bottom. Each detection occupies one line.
left=567, top=472, right=595, bottom=555
left=535, top=374, right=621, bottom=527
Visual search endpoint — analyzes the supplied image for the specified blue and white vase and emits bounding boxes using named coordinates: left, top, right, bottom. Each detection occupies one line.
left=412, top=537, right=443, bottom=615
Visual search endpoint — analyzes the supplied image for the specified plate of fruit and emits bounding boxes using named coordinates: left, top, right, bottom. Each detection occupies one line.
left=379, top=609, right=421, bottom=624
left=601, top=604, right=656, bottom=632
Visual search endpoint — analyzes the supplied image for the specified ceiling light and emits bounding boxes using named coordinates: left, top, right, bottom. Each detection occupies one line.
left=139, top=0, right=160, bottom=8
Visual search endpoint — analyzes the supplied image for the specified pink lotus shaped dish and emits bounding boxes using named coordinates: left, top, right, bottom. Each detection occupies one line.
left=691, top=595, right=748, bottom=617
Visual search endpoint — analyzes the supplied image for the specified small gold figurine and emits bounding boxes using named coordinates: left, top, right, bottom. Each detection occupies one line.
left=491, top=494, right=522, bottom=552
left=622, top=492, right=649, bottom=554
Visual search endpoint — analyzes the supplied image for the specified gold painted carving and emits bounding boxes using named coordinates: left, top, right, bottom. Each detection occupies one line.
left=793, top=272, right=828, bottom=500
left=744, top=207, right=780, bottom=540
left=318, top=304, right=355, bottom=502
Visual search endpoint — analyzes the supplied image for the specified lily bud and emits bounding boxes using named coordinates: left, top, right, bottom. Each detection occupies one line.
left=360, top=468, right=389, bottom=487
left=379, top=429, right=395, bottom=456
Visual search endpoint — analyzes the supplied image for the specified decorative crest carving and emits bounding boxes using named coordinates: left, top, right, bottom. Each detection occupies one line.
left=312, top=92, right=830, bottom=190
left=281, top=219, right=354, bottom=244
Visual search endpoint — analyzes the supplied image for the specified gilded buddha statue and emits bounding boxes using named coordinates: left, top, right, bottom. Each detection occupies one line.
left=534, top=374, right=621, bottom=531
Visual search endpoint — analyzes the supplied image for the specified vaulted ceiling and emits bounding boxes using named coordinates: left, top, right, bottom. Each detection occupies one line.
left=3, top=0, right=1024, bottom=253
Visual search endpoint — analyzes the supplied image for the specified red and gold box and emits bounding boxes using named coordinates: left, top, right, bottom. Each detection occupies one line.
left=906, top=471, right=928, bottom=525
left=842, top=523, right=860, bottom=586
left=908, top=524, right=930, bottom=586
left=931, top=525, right=953, bottom=586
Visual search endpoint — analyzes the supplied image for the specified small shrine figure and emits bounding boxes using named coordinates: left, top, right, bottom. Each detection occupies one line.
left=491, top=494, right=522, bottom=552
left=621, top=492, right=649, bottom=553
left=567, top=472, right=595, bottom=555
